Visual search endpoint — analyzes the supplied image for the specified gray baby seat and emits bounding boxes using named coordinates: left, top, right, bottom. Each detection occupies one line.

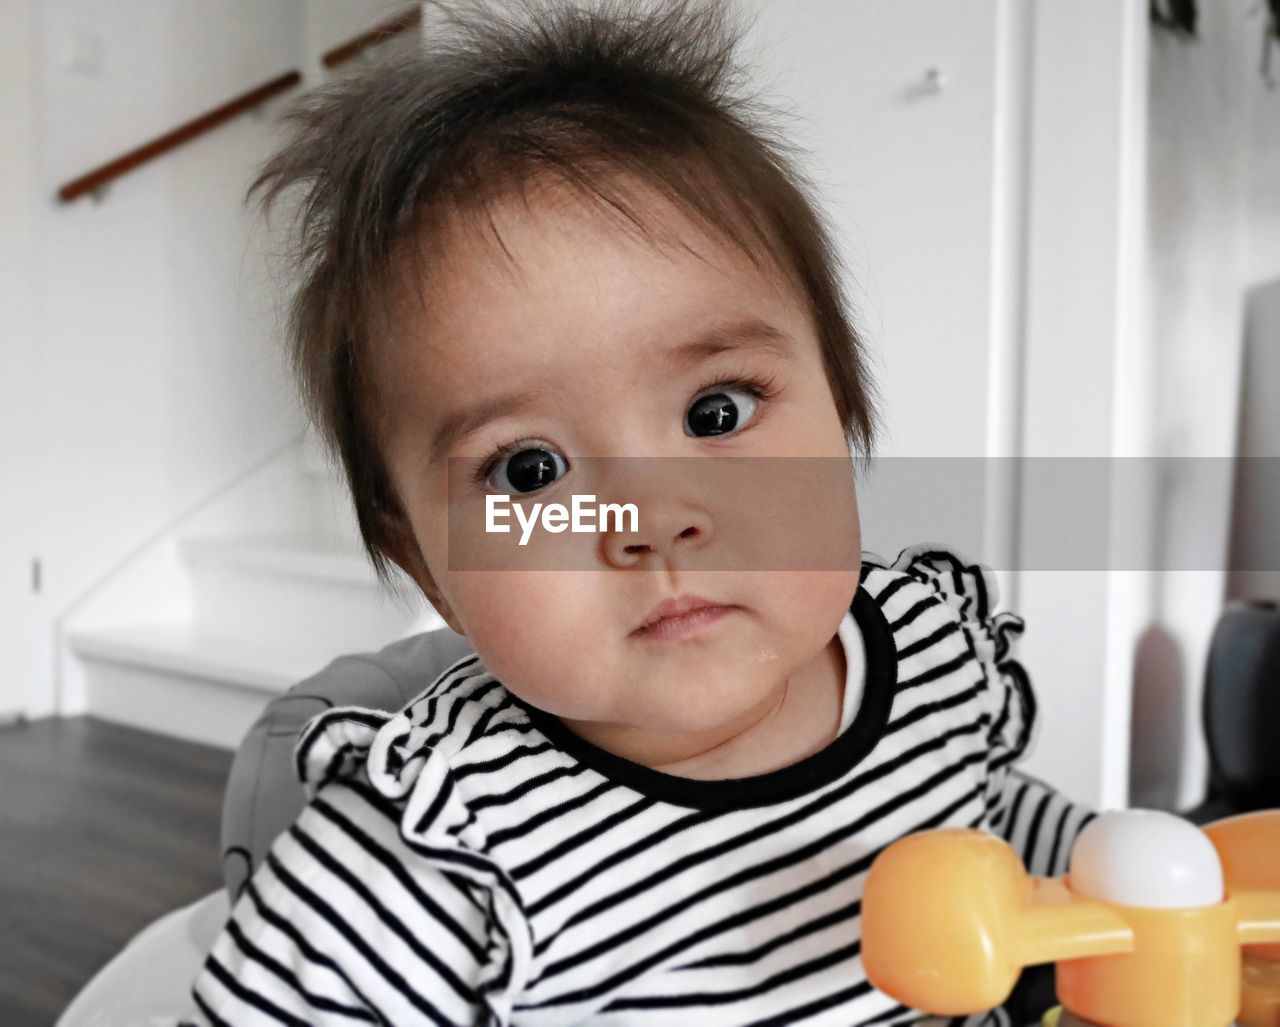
left=219, top=624, right=476, bottom=901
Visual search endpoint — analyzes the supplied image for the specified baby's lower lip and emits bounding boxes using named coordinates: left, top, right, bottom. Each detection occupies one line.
left=633, top=605, right=737, bottom=641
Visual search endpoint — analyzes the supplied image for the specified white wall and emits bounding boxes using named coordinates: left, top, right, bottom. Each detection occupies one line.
left=1234, top=4, right=1280, bottom=603
left=0, top=0, right=43, bottom=721
left=1014, top=0, right=1151, bottom=814
left=739, top=0, right=1005, bottom=461
left=0, top=0, right=505, bottom=722
left=1230, top=279, right=1280, bottom=605
left=23, top=0, right=310, bottom=719
left=1128, top=0, right=1280, bottom=810
left=2, top=1, right=427, bottom=720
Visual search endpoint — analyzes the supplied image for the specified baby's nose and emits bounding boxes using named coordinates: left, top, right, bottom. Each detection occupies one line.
left=600, top=504, right=713, bottom=568
left=591, top=457, right=715, bottom=569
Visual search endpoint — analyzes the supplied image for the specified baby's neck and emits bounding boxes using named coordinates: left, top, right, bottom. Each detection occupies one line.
left=653, top=633, right=846, bottom=779
left=558, top=633, right=847, bottom=780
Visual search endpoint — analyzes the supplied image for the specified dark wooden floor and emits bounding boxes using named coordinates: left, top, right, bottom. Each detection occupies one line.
left=0, top=716, right=233, bottom=1027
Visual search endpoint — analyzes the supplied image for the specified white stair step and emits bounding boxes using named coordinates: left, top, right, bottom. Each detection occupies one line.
left=182, top=534, right=377, bottom=584
left=68, top=623, right=337, bottom=750
left=181, top=534, right=441, bottom=656
left=69, top=622, right=324, bottom=693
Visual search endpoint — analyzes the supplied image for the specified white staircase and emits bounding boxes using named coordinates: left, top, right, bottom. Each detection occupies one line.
left=64, top=431, right=443, bottom=750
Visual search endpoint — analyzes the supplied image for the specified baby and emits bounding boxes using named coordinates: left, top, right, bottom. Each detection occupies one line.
left=186, top=0, right=1095, bottom=1023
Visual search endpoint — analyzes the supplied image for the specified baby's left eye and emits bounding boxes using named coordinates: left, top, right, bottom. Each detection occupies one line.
left=685, top=387, right=760, bottom=438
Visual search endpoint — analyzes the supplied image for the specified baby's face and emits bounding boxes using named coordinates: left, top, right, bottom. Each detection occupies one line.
left=375, top=176, right=860, bottom=755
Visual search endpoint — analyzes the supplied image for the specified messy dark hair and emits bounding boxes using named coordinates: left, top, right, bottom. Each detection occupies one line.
left=247, top=0, right=882, bottom=600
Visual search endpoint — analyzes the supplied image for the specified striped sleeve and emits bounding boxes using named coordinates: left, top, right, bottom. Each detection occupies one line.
left=878, top=544, right=1097, bottom=879
left=187, top=782, right=493, bottom=1026
left=989, top=767, right=1097, bottom=878
left=884, top=543, right=1037, bottom=768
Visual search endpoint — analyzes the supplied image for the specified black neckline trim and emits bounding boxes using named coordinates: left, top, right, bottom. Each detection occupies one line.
left=509, top=581, right=898, bottom=812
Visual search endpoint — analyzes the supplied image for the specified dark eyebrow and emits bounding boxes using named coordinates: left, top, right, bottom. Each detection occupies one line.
left=662, top=316, right=790, bottom=370
left=428, top=316, right=789, bottom=465
left=429, top=386, right=551, bottom=467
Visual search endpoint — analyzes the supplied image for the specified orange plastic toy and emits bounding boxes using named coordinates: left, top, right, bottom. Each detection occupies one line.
left=861, top=808, right=1280, bottom=1027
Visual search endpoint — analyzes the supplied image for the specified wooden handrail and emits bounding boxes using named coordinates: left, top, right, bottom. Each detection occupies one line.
left=322, top=6, right=423, bottom=68
left=57, top=70, right=302, bottom=203
left=56, top=7, right=421, bottom=204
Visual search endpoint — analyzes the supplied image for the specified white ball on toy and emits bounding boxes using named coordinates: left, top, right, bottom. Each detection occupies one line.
left=1068, top=808, right=1224, bottom=909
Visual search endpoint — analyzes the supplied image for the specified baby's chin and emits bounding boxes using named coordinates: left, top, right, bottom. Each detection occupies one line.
left=517, top=664, right=791, bottom=736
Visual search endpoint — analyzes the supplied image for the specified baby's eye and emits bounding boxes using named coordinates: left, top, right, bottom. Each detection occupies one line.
left=484, top=445, right=568, bottom=495
left=685, top=386, right=760, bottom=438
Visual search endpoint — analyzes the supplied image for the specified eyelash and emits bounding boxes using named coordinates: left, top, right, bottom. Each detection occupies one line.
left=469, top=369, right=781, bottom=488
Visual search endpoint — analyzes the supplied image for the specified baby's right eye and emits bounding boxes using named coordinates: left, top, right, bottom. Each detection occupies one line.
left=480, top=444, right=568, bottom=495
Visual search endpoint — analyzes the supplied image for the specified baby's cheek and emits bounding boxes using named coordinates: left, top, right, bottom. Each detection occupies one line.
left=768, top=569, right=861, bottom=635
left=453, top=571, right=607, bottom=709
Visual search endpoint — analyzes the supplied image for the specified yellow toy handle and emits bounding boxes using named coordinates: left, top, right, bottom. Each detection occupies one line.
left=861, top=809, right=1280, bottom=1027
left=861, top=829, right=1133, bottom=1014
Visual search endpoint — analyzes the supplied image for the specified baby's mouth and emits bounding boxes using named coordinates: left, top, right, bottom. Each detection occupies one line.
left=631, top=598, right=740, bottom=641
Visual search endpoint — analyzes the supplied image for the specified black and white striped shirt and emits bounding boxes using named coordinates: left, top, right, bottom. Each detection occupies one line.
left=186, top=542, right=1096, bottom=1026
